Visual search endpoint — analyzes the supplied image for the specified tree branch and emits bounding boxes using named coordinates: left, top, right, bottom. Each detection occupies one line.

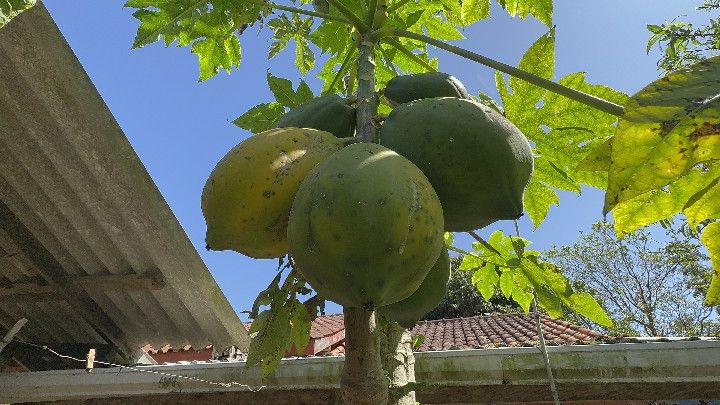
left=374, top=28, right=626, bottom=117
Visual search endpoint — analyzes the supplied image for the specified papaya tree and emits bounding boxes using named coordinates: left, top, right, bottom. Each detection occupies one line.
left=4, top=0, right=718, bottom=403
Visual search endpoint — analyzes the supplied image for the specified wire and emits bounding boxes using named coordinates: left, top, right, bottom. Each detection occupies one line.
left=10, top=339, right=265, bottom=392
left=514, top=219, right=560, bottom=405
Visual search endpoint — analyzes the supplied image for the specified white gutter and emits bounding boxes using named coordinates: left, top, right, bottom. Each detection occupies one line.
left=2, top=341, right=720, bottom=403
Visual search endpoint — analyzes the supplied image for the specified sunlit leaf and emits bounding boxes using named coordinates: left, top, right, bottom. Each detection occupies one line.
left=472, top=264, right=499, bottom=300
left=613, top=165, right=720, bottom=235
left=232, top=102, right=285, bottom=133
left=0, top=0, right=36, bottom=29
left=569, top=292, right=613, bottom=327
left=605, top=56, right=720, bottom=212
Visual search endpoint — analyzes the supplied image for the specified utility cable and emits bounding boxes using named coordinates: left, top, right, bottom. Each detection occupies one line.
left=10, top=339, right=265, bottom=392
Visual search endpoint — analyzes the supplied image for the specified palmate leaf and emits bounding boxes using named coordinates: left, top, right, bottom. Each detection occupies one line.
left=497, top=0, right=552, bottom=27
left=0, top=0, right=35, bottom=29
left=457, top=230, right=612, bottom=326
left=126, top=0, right=266, bottom=81
left=233, top=73, right=315, bottom=133
left=497, top=31, right=628, bottom=227
left=612, top=165, right=720, bottom=235
left=604, top=56, right=720, bottom=213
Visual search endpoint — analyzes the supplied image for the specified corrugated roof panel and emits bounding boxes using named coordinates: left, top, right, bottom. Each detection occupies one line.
left=0, top=2, right=249, bottom=361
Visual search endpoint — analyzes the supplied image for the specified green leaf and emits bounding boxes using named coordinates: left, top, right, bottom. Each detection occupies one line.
left=296, top=80, right=314, bottom=104
left=522, top=179, right=559, bottom=228
left=535, top=286, right=562, bottom=318
left=613, top=165, right=720, bottom=235
left=497, top=0, right=552, bottom=27
left=444, top=232, right=455, bottom=246
left=472, top=264, right=499, bottom=300
left=499, top=270, right=514, bottom=298
left=684, top=173, right=720, bottom=228
left=290, top=299, right=312, bottom=353
left=191, top=33, right=241, bottom=81
left=604, top=56, right=720, bottom=213
left=569, top=292, right=613, bottom=327
left=267, top=73, right=302, bottom=108
left=232, top=102, right=285, bottom=133
left=459, top=254, right=483, bottom=271
left=577, top=137, right=612, bottom=172
left=460, top=0, right=490, bottom=25
left=702, top=222, right=720, bottom=305
left=497, top=32, right=627, bottom=228
left=0, top=0, right=36, bottom=29
left=246, top=305, right=292, bottom=376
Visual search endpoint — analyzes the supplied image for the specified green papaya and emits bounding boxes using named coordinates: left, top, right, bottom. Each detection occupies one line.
left=379, top=248, right=450, bottom=328
left=287, top=143, right=445, bottom=308
left=384, top=72, right=470, bottom=107
left=379, top=97, right=533, bottom=231
left=273, top=94, right=356, bottom=138
left=201, top=128, right=348, bottom=259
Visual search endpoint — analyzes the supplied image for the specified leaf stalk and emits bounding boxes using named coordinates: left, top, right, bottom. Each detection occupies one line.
left=326, top=0, right=368, bottom=30
left=375, top=28, right=626, bottom=117
left=254, top=1, right=351, bottom=25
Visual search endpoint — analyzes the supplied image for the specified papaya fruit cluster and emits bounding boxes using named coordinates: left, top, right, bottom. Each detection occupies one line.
left=202, top=72, right=532, bottom=326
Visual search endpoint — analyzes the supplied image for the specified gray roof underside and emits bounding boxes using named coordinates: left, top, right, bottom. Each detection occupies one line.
left=0, top=3, right=249, bottom=357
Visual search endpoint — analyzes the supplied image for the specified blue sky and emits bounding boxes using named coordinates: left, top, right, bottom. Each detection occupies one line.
left=43, top=1, right=709, bottom=319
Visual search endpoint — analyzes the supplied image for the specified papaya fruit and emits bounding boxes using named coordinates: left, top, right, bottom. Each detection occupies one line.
left=273, top=94, right=356, bottom=139
left=379, top=97, right=533, bottom=231
left=379, top=248, right=450, bottom=328
left=202, top=128, right=348, bottom=259
left=287, top=143, right=445, bottom=308
left=384, top=72, right=470, bottom=107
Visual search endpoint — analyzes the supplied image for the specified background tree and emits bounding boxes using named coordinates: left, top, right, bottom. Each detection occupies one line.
left=546, top=221, right=720, bottom=337
left=423, top=256, right=519, bottom=321
left=647, top=0, right=719, bottom=72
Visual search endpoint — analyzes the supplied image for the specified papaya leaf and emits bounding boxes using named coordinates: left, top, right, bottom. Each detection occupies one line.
left=460, top=0, right=491, bottom=25
left=232, top=102, right=285, bottom=133
left=499, top=270, right=514, bottom=298
left=702, top=222, right=720, bottom=305
left=684, top=173, right=720, bottom=228
left=576, top=137, right=612, bottom=172
left=613, top=165, right=720, bottom=235
left=290, top=299, right=312, bottom=353
left=472, top=264, right=499, bottom=300
left=497, top=0, right=552, bottom=27
left=246, top=306, right=292, bottom=373
left=444, top=232, right=455, bottom=246
left=126, top=0, right=263, bottom=80
left=0, top=0, right=35, bottom=29
left=604, top=56, right=720, bottom=213
left=569, top=292, right=613, bottom=327
left=497, top=32, right=627, bottom=228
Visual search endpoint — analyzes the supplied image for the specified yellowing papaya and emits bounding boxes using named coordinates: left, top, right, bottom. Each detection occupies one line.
left=202, top=128, right=348, bottom=258
left=384, top=72, right=469, bottom=107
left=287, top=143, right=445, bottom=308
left=273, top=94, right=356, bottom=138
left=379, top=248, right=450, bottom=328
left=379, top=97, right=533, bottom=231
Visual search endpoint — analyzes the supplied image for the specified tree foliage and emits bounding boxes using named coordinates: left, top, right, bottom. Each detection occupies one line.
left=422, top=256, right=518, bottom=321
left=647, top=0, right=720, bottom=73
left=546, top=221, right=719, bottom=337
left=0, top=0, right=35, bottom=28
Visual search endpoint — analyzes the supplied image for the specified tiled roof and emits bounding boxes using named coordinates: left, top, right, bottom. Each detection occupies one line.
left=410, top=313, right=600, bottom=351
left=310, top=314, right=344, bottom=338
left=144, top=313, right=600, bottom=364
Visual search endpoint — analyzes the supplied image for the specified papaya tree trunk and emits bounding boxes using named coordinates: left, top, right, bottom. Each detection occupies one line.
left=339, top=307, right=388, bottom=404
left=338, top=31, right=389, bottom=405
left=381, top=322, right=417, bottom=404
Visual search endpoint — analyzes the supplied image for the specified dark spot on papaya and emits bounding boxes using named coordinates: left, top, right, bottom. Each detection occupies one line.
left=263, top=190, right=275, bottom=198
